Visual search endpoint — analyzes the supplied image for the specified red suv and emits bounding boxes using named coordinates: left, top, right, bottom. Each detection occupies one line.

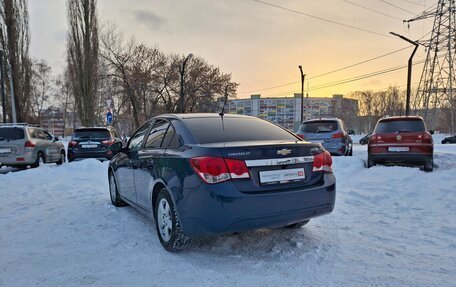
left=367, top=116, right=433, bottom=171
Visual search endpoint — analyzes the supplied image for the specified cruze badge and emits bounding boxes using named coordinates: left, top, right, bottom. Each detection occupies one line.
left=397, top=135, right=402, bottom=140
left=277, top=148, right=292, bottom=156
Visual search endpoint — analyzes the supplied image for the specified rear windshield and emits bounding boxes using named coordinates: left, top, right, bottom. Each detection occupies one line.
left=375, top=119, right=425, bottom=133
left=0, top=127, right=25, bottom=140
left=183, top=117, right=298, bottom=144
left=299, top=121, right=338, bottom=133
left=73, top=129, right=111, bottom=139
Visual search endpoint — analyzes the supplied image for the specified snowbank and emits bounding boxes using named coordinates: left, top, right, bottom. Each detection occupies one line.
left=0, top=146, right=455, bottom=286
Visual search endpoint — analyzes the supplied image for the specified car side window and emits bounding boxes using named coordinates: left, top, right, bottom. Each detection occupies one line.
left=161, top=125, right=183, bottom=148
left=28, top=128, right=37, bottom=139
left=34, top=129, right=46, bottom=140
left=128, top=122, right=151, bottom=151
left=144, top=120, right=169, bottom=149
left=43, top=130, right=53, bottom=141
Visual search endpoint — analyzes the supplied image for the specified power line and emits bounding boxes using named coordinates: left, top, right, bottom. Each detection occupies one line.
left=237, top=46, right=411, bottom=95
left=378, top=0, right=419, bottom=16
left=343, top=0, right=403, bottom=21
left=309, top=61, right=425, bottom=91
left=259, top=59, right=429, bottom=97
left=252, top=0, right=391, bottom=38
left=397, top=0, right=426, bottom=7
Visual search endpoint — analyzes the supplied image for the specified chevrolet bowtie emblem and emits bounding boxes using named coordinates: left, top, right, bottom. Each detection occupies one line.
left=277, top=148, right=292, bottom=156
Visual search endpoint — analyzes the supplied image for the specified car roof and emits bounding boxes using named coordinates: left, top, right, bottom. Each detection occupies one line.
left=75, top=127, right=111, bottom=130
left=158, top=113, right=255, bottom=120
left=379, top=116, right=424, bottom=122
left=302, top=118, right=340, bottom=123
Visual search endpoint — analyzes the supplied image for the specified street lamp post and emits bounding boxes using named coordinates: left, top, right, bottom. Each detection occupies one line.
left=298, top=65, right=306, bottom=123
left=179, top=53, right=193, bottom=113
left=389, top=32, right=419, bottom=116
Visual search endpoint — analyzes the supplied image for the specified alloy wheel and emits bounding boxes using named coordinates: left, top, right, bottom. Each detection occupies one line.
left=157, top=198, right=173, bottom=242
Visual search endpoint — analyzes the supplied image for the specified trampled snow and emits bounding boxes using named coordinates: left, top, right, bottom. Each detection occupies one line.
left=1, top=144, right=455, bottom=286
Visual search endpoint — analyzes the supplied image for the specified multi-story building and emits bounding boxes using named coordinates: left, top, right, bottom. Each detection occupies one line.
left=40, top=107, right=65, bottom=137
left=227, top=94, right=358, bottom=131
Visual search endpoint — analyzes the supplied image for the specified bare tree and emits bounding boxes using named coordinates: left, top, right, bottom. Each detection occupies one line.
left=66, top=0, right=99, bottom=126
left=0, top=0, right=32, bottom=122
left=55, top=68, right=75, bottom=136
left=30, top=59, right=52, bottom=124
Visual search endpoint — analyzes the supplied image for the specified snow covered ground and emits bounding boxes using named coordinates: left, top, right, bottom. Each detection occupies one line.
left=1, top=144, right=455, bottom=287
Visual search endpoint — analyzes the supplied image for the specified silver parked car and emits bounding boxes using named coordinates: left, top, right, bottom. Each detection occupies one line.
left=0, top=123, right=65, bottom=168
left=296, top=118, right=353, bottom=156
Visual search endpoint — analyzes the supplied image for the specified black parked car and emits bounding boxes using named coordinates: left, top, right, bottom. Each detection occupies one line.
left=108, top=113, right=336, bottom=251
left=67, top=127, right=122, bottom=162
left=441, top=135, right=456, bottom=144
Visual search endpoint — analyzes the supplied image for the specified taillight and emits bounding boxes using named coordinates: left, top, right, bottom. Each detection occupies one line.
left=68, top=140, right=78, bottom=148
left=190, top=157, right=250, bottom=184
left=102, top=139, right=116, bottom=146
left=312, top=151, right=333, bottom=173
left=332, top=132, right=344, bottom=139
left=369, top=134, right=377, bottom=144
left=423, top=132, right=433, bottom=143
left=24, top=141, right=35, bottom=148
left=225, top=158, right=250, bottom=179
left=297, top=134, right=305, bottom=139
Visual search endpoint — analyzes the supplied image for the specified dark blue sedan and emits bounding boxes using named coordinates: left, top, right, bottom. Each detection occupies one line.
left=108, top=113, right=336, bottom=251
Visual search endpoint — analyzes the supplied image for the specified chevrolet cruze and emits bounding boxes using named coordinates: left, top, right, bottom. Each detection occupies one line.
left=108, top=114, right=336, bottom=251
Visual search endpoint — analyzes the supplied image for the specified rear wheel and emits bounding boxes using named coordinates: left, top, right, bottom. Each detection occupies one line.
left=155, top=188, right=190, bottom=252
left=31, top=152, right=45, bottom=168
left=56, top=151, right=65, bottom=165
left=367, top=156, right=375, bottom=168
left=424, top=159, right=433, bottom=172
left=109, top=173, right=127, bottom=207
left=285, top=220, right=310, bottom=228
left=442, top=140, right=448, bottom=144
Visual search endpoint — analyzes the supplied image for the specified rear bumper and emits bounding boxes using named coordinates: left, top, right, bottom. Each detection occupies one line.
left=68, top=149, right=112, bottom=161
left=323, top=143, right=347, bottom=156
left=369, top=152, right=432, bottom=164
left=177, top=174, right=336, bottom=236
left=0, top=153, right=36, bottom=166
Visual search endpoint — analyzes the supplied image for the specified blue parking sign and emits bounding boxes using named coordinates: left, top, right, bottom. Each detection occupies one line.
left=107, top=111, right=113, bottom=125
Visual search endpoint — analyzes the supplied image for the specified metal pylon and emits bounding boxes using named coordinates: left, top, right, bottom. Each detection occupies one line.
left=405, top=0, right=456, bottom=132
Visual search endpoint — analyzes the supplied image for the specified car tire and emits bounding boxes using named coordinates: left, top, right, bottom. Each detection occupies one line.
left=109, top=172, right=127, bottom=207
left=367, top=156, right=375, bottom=168
left=424, top=159, right=434, bottom=172
left=285, top=220, right=310, bottom=228
left=31, top=152, right=45, bottom=168
left=155, top=188, right=190, bottom=252
left=441, top=140, right=447, bottom=144
left=348, top=145, right=353, bottom=156
left=56, top=151, right=65, bottom=165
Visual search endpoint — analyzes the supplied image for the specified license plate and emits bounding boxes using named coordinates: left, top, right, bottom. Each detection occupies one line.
left=81, top=144, right=98, bottom=149
left=0, top=148, right=11, bottom=154
left=388, top=147, right=409, bottom=152
left=259, top=168, right=305, bottom=184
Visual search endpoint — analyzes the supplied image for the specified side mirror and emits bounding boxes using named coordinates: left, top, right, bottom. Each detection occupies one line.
left=53, top=137, right=59, bottom=142
left=347, top=129, right=355, bottom=135
left=429, top=130, right=435, bottom=135
left=109, top=142, right=124, bottom=153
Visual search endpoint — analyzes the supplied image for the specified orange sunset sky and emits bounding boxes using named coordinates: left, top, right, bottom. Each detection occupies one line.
left=30, top=0, right=437, bottom=99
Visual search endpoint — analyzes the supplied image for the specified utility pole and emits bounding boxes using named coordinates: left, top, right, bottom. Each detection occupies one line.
left=179, top=53, right=193, bottom=113
left=389, top=32, right=419, bottom=116
left=298, top=65, right=306, bottom=123
left=0, top=50, right=6, bottom=123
